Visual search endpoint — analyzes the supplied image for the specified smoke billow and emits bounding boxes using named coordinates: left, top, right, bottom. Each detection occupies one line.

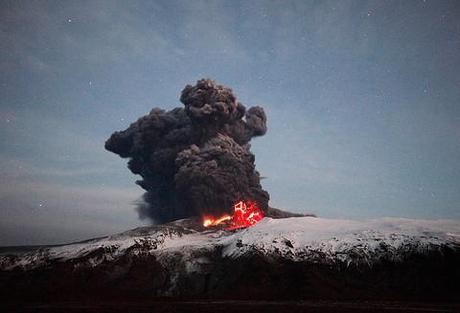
left=105, top=79, right=269, bottom=223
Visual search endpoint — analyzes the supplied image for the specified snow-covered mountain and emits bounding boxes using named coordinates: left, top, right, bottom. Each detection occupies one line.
left=1, top=217, right=459, bottom=301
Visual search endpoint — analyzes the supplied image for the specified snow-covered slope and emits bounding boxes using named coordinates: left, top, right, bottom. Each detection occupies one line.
left=1, top=217, right=459, bottom=300
left=1, top=217, right=458, bottom=270
left=222, top=217, right=460, bottom=264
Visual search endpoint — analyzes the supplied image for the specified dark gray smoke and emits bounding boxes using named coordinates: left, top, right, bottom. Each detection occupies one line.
left=105, top=79, right=269, bottom=223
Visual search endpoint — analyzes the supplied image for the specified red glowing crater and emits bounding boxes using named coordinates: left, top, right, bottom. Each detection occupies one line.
left=202, top=200, right=264, bottom=230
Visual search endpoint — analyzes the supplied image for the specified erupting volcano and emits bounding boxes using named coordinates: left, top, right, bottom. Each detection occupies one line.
left=203, top=200, right=264, bottom=229
left=105, top=79, right=270, bottom=223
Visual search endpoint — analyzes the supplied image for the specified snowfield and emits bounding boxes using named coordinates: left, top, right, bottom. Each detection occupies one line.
left=1, top=217, right=459, bottom=271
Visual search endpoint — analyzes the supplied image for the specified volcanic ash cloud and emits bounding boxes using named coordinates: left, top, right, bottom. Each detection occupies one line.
left=105, top=79, right=269, bottom=223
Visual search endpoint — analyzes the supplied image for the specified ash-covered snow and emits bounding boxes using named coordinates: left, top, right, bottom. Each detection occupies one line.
left=1, top=217, right=459, bottom=271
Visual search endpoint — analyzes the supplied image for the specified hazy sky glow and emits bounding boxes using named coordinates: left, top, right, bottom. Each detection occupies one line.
left=1, top=0, right=460, bottom=245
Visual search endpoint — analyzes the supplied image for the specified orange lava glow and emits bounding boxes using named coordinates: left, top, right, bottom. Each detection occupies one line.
left=202, top=200, right=264, bottom=230
left=203, top=214, right=232, bottom=227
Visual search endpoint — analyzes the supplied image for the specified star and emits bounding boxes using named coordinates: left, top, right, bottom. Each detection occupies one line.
left=67, top=18, right=72, bottom=23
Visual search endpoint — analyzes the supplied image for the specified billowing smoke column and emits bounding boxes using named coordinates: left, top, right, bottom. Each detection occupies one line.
left=105, top=79, right=269, bottom=223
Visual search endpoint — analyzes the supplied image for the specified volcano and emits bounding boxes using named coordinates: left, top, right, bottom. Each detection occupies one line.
left=1, top=216, right=459, bottom=311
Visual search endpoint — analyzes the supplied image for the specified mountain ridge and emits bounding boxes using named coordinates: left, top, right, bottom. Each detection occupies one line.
left=1, top=216, right=459, bottom=302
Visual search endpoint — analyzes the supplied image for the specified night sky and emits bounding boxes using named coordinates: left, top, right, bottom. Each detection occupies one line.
left=1, top=0, right=460, bottom=245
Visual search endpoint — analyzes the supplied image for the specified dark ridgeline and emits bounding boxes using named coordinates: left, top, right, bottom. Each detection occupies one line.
left=105, top=79, right=269, bottom=223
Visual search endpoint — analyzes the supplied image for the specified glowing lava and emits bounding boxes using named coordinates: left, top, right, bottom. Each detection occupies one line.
left=203, top=214, right=232, bottom=227
left=202, top=200, right=264, bottom=230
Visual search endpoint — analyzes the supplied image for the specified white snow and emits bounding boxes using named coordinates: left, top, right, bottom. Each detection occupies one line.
left=220, top=217, right=460, bottom=264
left=1, top=217, right=459, bottom=270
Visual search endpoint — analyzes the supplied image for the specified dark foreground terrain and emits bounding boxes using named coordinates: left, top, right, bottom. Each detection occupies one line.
left=1, top=217, right=459, bottom=312
left=3, top=300, right=460, bottom=313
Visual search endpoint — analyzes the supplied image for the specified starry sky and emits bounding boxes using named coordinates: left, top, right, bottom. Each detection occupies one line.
left=1, top=0, right=460, bottom=245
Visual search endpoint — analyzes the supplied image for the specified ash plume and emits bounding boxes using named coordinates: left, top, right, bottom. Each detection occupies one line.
left=105, top=79, right=269, bottom=223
